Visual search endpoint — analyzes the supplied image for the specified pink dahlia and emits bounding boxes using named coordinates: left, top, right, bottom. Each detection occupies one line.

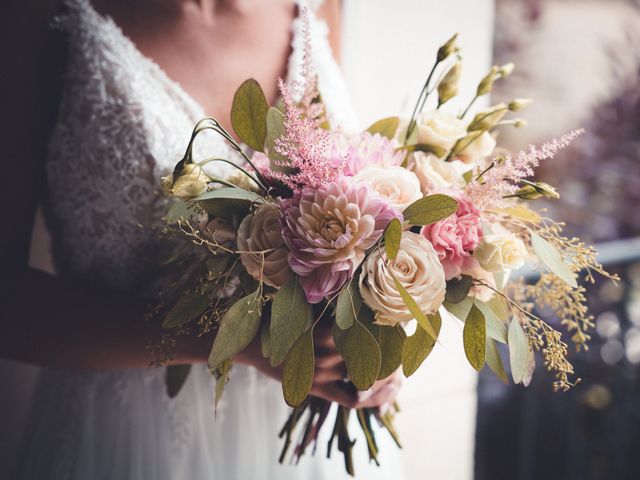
left=420, top=192, right=483, bottom=280
left=282, top=178, right=400, bottom=303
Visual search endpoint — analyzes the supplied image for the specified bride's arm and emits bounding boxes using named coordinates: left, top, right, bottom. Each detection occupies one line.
left=0, top=1, right=207, bottom=370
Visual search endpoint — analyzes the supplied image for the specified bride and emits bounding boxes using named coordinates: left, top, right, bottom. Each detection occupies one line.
left=1, top=0, right=406, bottom=478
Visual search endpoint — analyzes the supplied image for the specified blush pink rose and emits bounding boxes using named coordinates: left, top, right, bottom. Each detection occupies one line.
left=420, top=192, right=483, bottom=280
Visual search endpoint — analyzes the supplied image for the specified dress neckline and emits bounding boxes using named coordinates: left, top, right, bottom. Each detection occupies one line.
left=70, top=0, right=307, bottom=118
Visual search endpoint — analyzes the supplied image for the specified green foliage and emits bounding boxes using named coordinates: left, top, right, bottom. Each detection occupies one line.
left=333, top=317, right=382, bottom=390
left=193, top=187, right=264, bottom=219
left=402, top=312, right=442, bottom=377
left=392, top=275, right=439, bottom=341
left=376, top=325, right=406, bottom=380
left=208, top=290, right=263, bottom=369
left=445, top=275, right=473, bottom=304
left=402, top=194, right=458, bottom=226
left=366, top=117, right=400, bottom=139
left=230, top=78, right=269, bottom=152
left=282, top=329, right=315, bottom=406
left=335, top=280, right=364, bottom=330
left=162, top=293, right=210, bottom=329
left=508, top=317, right=534, bottom=385
left=476, top=298, right=508, bottom=344
left=165, top=364, right=192, bottom=398
left=463, top=303, right=486, bottom=371
left=384, top=218, right=403, bottom=261
left=485, top=338, right=508, bottom=383
left=269, top=277, right=313, bottom=366
left=214, top=359, right=232, bottom=410
left=531, top=233, right=577, bottom=287
left=398, top=143, right=448, bottom=159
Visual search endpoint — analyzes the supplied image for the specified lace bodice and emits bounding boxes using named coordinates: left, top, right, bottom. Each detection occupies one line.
left=45, top=0, right=357, bottom=291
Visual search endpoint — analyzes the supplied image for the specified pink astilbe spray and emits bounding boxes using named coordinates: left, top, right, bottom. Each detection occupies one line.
left=467, top=129, right=584, bottom=209
left=269, top=8, right=345, bottom=194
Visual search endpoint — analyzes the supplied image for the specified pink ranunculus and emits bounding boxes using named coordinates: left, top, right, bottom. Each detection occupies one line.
left=420, top=192, right=483, bottom=280
left=282, top=177, right=400, bottom=303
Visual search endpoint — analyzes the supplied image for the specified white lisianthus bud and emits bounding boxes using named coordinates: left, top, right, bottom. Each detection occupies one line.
left=408, top=151, right=466, bottom=194
left=437, top=33, right=459, bottom=62
left=438, top=61, right=462, bottom=106
left=359, top=232, right=446, bottom=326
left=455, top=131, right=496, bottom=164
left=498, top=62, right=515, bottom=77
left=508, top=98, right=533, bottom=111
left=225, top=169, right=260, bottom=192
left=237, top=205, right=292, bottom=288
left=353, top=165, right=422, bottom=211
left=161, top=163, right=210, bottom=200
left=467, top=103, right=508, bottom=132
left=415, top=110, right=466, bottom=152
left=475, top=232, right=528, bottom=273
left=513, top=119, right=528, bottom=128
left=477, top=65, right=500, bottom=96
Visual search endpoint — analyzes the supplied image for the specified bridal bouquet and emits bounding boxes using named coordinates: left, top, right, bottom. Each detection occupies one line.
left=154, top=29, right=615, bottom=475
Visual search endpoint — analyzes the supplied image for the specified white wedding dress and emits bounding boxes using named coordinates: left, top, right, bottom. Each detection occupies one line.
left=14, top=0, right=404, bottom=479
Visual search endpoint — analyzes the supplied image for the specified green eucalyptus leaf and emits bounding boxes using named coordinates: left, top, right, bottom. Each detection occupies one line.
left=333, top=321, right=381, bottom=390
left=476, top=299, right=508, bottom=344
left=260, top=316, right=271, bottom=359
left=282, top=329, right=315, bottom=407
left=214, top=359, right=232, bottom=410
left=335, top=281, right=363, bottom=330
left=531, top=233, right=577, bottom=287
left=208, top=290, right=262, bottom=369
left=165, top=364, right=192, bottom=398
left=485, top=337, right=508, bottom=383
left=463, top=303, right=486, bottom=371
left=366, top=117, right=400, bottom=139
left=230, top=78, right=269, bottom=151
left=444, top=297, right=474, bottom=322
left=392, top=275, right=439, bottom=341
left=445, top=275, right=473, bottom=304
left=162, top=293, right=210, bottom=329
left=193, top=187, right=264, bottom=219
left=384, top=218, right=403, bottom=261
left=402, top=194, right=459, bottom=226
left=376, top=325, right=406, bottom=379
left=269, top=277, right=313, bottom=366
left=402, top=312, right=442, bottom=377
left=165, top=200, right=193, bottom=222
left=508, top=318, right=534, bottom=385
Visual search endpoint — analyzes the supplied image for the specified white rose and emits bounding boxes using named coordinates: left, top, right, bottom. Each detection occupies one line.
left=359, top=232, right=446, bottom=326
left=456, top=131, right=496, bottom=164
left=237, top=206, right=292, bottom=288
left=475, top=232, right=527, bottom=273
left=408, top=151, right=467, bottom=194
left=353, top=165, right=422, bottom=211
left=415, top=110, right=466, bottom=152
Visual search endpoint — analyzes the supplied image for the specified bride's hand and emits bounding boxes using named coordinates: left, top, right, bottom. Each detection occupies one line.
left=235, top=323, right=402, bottom=409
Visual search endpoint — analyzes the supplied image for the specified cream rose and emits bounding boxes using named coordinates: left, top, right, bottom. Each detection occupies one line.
left=415, top=110, right=466, bottom=152
left=456, top=131, right=496, bottom=164
left=408, top=151, right=467, bottom=194
left=474, top=231, right=527, bottom=273
left=237, top=206, right=292, bottom=288
left=359, top=232, right=446, bottom=326
left=353, top=165, right=422, bottom=211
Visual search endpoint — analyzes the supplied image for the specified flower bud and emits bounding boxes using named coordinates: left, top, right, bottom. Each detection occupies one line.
left=513, top=119, right=528, bottom=128
left=498, top=62, right=515, bottom=77
left=438, top=62, right=462, bottom=106
left=437, top=33, right=459, bottom=62
left=476, top=65, right=500, bottom=96
left=508, top=98, right=533, bottom=111
left=512, top=181, right=560, bottom=200
left=467, top=103, right=507, bottom=131
left=162, top=163, right=210, bottom=200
